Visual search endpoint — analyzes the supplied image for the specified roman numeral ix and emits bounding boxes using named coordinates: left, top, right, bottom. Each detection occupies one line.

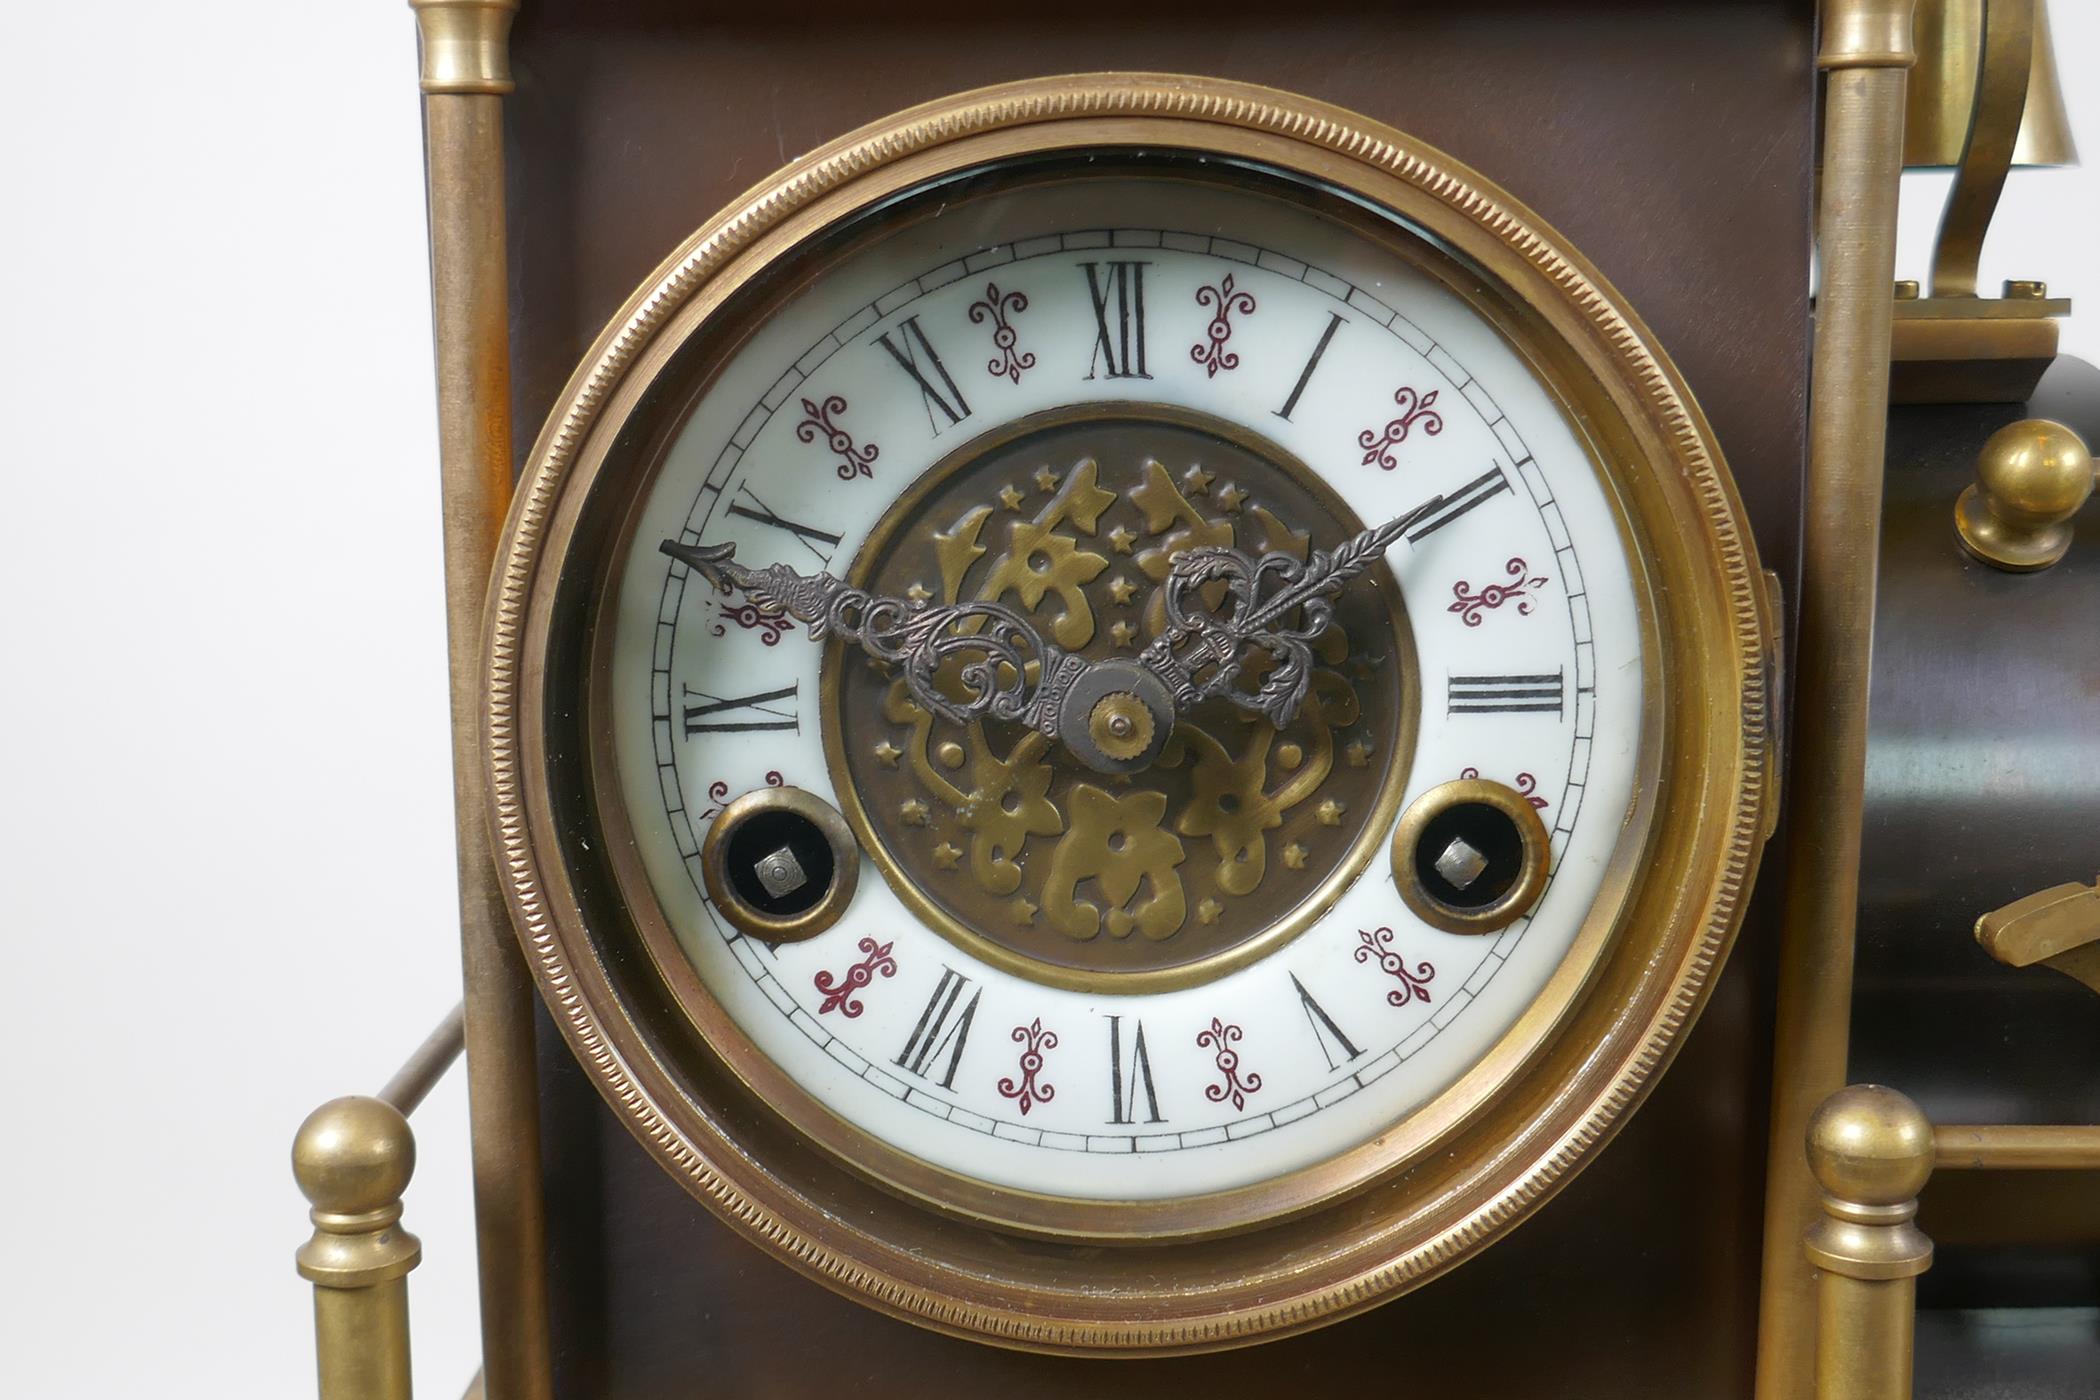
left=874, top=315, right=972, bottom=432
left=1447, top=669, right=1565, bottom=717
left=1081, top=260, right=1151, bottom=380
left=895, top=968, right=981, bottom=1090
left=680, top=681, right=799, bottom=735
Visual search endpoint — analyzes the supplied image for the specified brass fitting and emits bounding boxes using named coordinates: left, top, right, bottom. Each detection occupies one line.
left=1954, top=417, right=2094, bottom=570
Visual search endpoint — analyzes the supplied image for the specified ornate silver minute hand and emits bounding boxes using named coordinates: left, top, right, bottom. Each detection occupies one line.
left=659, top=540, right=1087, bottom=736
left=1136, top=494, right=1441, bottom=730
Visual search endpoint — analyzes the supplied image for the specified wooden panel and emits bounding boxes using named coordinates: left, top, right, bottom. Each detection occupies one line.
left=505, top=3, right=1814, bottom=1394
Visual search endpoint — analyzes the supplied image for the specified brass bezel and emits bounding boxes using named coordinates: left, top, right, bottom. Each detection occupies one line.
left=697, top=785, right=860, bottom=944
left=484, top=74, right=1776, bottom=1354
left=1390, top=778, right=1554, bottom=936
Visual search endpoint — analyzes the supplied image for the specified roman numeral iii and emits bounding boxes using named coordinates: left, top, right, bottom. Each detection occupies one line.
left=1080, top=260, right=1151, bottom=380
left=895, top=968, right=981, bottom=1090
left=1447, top=670, right=1565, bottom=716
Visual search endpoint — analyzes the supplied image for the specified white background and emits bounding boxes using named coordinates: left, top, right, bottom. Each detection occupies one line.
left=0, top=6, right=2093, bottom=1396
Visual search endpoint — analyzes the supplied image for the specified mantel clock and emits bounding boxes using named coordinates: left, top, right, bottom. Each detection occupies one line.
left=487, top=73, right=1776, bottom=1347
left=284, top=2, right=2100, bottom=1397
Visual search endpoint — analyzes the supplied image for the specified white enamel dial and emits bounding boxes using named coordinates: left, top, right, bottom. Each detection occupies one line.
left=604, top=168, right=1646, bottom=1207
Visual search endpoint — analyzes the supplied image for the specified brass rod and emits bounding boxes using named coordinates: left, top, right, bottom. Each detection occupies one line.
left=296, top=1097, right=424, bottom=1400
left=380, top=1003, right=468, bottom=1117
left=1755, top=7, right=1917, bottom=1399
left=1934, top=1123, right=2100, bottom=1170
left=411, top=4, right=550, bottom=1397
left=1804, top=1087, right=1935, bottom=1400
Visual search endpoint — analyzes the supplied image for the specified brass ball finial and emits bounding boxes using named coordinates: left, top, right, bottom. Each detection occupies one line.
left=293, top=1095, right=416, bottom=1217
left=1955, top=418, right=2094, bottom=571
left=1806, top=1084, right=1934, bottom=1208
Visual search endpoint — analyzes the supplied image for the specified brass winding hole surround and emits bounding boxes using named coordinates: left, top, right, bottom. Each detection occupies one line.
left=699, top=786, right=860, bottom=943
left=1391, top=778, right=1553, bottom=935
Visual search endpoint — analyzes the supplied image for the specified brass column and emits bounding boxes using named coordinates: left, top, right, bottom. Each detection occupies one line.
left=1756, top=4, right=1918, bottom=1397
left=1805, top=1086, right=1935, bottom=1400
left=409, top=3, right=552, bottom=1397
left=295, top=1097, right=423, bottom=1400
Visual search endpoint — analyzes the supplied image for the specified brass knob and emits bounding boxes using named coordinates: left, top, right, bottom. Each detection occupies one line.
left=1954, top=418, right=2094, bottom=571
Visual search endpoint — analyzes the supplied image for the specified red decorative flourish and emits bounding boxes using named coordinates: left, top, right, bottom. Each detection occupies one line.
left=813, top=937, right=897, bottom=1018
left=700, top=771, right=784, bottom=820
left=712, top=600, right=792, bottom=644
left=1448, top=556, right=1549, bottom=626
left=1357, top=386, right=1444, bottom=470
left=1197, top=1017, right=1262, bottom=1111
left=1354, top=927, right=1437, bottom=1008
left=1457, top=767, right=1548, bottom=810
left=1190, top=273, right=1257, bottom=378
left=797, top=394, right=879, bottom=481
left=967, top=282, right=1035, bottom=385
left=996, top=1018, right=1059, bottom=1115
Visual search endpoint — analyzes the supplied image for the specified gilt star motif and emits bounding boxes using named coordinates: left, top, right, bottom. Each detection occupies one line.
left=1107, top=525, right=1137, bottom=554
left=899, top=798, right=931, bottom=827
left=1196, top=898, right=1223, bottom=926
left=1010, top=896, right=1040, bottom=925
left=1213, top=482, right=1247, bottom=514
left=1348, top=652, right=1385, bottom=682
left=1282, top=842, right=1309, bottom=870
left=904, top=581, right=932, bottom=604
left=1032, top=465, right=1061, bottom=493
left=872, top=740, right=902, bottom=769
left=998, top=483, right=1026, bottom=511
left=1109, top=620, right=1138, bottom=647
left=1343, top=739, right=1373, bottom=768
left=1316, top=800, right=1346, bottom=827
left=931, top=841, right=962, bottom=871
left=1107, top=575, right=1137, bottom=605
left=1182, top=465, right=1214, bottom=495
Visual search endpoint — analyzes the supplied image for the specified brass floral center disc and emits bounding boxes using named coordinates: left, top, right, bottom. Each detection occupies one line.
left=823, top=404, right=1417, bottom=990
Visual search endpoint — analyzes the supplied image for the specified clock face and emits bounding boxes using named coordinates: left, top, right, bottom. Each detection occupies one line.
left=603, top=171, right=1643, bottom=1209
left=490, top=77, right=1773, bottom=1349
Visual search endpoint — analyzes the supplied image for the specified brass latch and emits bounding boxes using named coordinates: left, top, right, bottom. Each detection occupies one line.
left=1976, top=877, right=2100, bottom=996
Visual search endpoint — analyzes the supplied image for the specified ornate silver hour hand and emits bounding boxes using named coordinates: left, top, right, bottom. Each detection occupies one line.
left=1136, top=495, right=1441, bottom=729
left=659, top=540, right=1086, bottom=736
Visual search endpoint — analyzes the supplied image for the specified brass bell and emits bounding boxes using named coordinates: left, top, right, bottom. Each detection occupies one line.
left=1905, top=0, right=2078, bottom=170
